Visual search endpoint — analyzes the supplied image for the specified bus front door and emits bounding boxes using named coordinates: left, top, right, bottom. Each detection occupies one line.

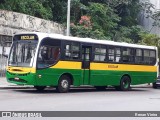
left=82, top=46, right=91, bottom=85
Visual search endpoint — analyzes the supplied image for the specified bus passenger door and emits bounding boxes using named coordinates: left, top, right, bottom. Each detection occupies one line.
left=82, top=46, right=92, bottom=85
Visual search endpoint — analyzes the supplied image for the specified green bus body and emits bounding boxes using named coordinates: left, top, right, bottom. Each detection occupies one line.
left=6, top=32, right=158, bottom=91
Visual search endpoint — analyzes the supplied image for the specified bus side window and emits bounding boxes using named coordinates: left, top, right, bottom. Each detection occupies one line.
left=71, top=44, right=80, bottom=59
left=115, top=47, right=121, bottom=62
left=149, top=50, right=156, bottom=65
left=38, top=46, right=60, bottom=67
left=143, top=50, right=156, bottom=65
left=64, top=42, right=80, bottom=60
left=94, top=46, right=106, bottom=62
left=37, top=39, right=61, bottom=68
left=122, top=48, right=134, bottom=63
left=53, top=48, right=60, bottom=60
left=65, top=44, right=71, bottom=58
left=135, top=49, right=142, bottom=64
left=108, top=46, right=115, bottom=62
left=144, top=50, right=150, bottom=64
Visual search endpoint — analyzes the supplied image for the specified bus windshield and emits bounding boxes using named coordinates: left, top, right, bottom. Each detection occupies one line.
left=8, top=41, right=38, bottom=67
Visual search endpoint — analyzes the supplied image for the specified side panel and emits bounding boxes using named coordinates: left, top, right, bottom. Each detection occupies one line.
left=90, top=63, right=157, bottom=86
left=90, top=70, right=157, bottom=86
left=6, top=62, right=157, bottom=86
left=90, top=70, right=122, bottom=86
left=83, top=69, right=90, bottom=85
left=36, top=61, right=83, bottom=86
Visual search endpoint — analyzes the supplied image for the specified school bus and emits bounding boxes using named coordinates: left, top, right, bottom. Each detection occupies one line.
left=6, top=32, right=158, bottom=92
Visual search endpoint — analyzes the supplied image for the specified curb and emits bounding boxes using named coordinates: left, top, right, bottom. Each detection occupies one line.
left=0, top=84, right=153, bottom=89
left=131, top=84, right=152, bottom=88
left=0, top=85, right=33, bottom=89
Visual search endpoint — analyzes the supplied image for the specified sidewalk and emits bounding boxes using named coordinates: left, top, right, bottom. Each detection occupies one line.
left=0, top=77, right=33, bottom=88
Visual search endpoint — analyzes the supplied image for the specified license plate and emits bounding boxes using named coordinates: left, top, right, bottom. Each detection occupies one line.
left=14, top=77, right=19, bottom=80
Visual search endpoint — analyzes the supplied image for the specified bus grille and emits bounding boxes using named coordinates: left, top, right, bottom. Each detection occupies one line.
left=8, top=78, right=27, bottom=83
left=7, top=71, right=30, bottom=76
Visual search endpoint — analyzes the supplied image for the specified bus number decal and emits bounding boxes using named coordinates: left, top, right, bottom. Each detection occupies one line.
left=108, top=65, right=118, bottom=68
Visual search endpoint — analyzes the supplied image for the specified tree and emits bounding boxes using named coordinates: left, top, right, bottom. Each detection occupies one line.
left=71, top=15, right=107, bottom=39
left=70, top=2, right=120, bottom=39
left=0, top=0, right=155, bottom=45
left=87, top=2, right=120, bottom=38
left=140, top=33, right=160, bottom=57
left=0, top=0, right=53, bottom=20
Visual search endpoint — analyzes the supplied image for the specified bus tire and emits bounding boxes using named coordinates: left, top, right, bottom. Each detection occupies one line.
left=95, top=86, right=107, bottom=91
left=121, top=76, right=131, bottom=91
left=152, top=82, right=157, bottom=89
left=56, top=75, right=71, bottom=93
left=34, top=86, right=46, bottom=91
left=116, top=76, right=131, bottom=91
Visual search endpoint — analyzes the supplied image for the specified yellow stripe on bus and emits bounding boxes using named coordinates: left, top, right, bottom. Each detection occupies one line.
left=52, top=61, right=157, bottom=72
left=51, top=61, right=81, bottom=69
left=6, top=66, right=36, bottom=74
left=90, top=63, right=157, bottom=72
left=7, top=61, right=157, bottom=73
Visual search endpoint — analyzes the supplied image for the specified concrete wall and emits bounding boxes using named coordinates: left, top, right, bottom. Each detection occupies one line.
left=139, top=0, right=160, bottom=35
left=0, top=10, right=65, bottom=36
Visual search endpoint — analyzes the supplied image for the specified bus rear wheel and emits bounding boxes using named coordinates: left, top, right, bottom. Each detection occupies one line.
left=115, top=76, right=131, bottom=91
left=56, top=75, right=71, bottom=93
left=152, top=82, right=157, bottom=89
left=34, top=86, right=46, bottom=91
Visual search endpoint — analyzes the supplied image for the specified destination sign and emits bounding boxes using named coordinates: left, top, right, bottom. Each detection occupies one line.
left=13, top=34, right=38, bottom=41
left=21, top=35, right=35, bottom=40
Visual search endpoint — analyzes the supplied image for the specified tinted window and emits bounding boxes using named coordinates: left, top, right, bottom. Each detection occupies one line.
left=37, top=39, right=61, bottom=68
left=143, top=50, right=156, bottom=65
left=108, top=46, right=115, bottom=62
left=94, top=45, right=106, bottom=61
left=135, top=49, right=143, bottom=64
left=64, top=42, right=80, bottom=60
left=122, top=48, right=134, bottom=63
left=115, top=47, right=121, bottom=62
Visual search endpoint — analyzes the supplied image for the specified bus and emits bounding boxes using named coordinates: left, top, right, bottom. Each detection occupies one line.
left=6, top=32, right=158, bottom=92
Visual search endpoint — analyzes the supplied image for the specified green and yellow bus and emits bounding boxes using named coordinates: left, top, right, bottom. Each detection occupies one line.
left=6, top=32, right=158, bottom=92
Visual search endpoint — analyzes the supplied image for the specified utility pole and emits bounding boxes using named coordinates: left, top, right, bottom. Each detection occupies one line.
left=67, top=0, right=71, bottom=36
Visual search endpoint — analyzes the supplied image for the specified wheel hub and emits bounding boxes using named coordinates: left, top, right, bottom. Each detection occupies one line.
left=61, top=80, right=68, bottom=88
left=123, top=80, right=129, bottom=88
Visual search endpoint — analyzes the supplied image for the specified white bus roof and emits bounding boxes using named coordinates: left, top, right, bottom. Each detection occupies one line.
left=15, top=32, right=157, bottom=50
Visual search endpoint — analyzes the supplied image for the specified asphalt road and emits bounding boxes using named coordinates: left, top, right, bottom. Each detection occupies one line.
left=0, top=86, right=160, bottom=112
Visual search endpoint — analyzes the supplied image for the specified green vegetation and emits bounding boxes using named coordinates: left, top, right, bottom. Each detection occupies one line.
left=0, top=0, right=160, bottom=49
left=140, top=33, right=160, bottom=57
left=0, top=0, right=53, bottom=20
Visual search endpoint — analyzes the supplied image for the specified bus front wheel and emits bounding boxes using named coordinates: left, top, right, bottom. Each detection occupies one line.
left=56, top=75, right=71, bottom=93
left=115, top=76, right=131, bottom=91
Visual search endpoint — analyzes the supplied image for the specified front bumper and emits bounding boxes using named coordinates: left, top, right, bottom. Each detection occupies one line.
left=6, top=71, right=36, bottom=85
